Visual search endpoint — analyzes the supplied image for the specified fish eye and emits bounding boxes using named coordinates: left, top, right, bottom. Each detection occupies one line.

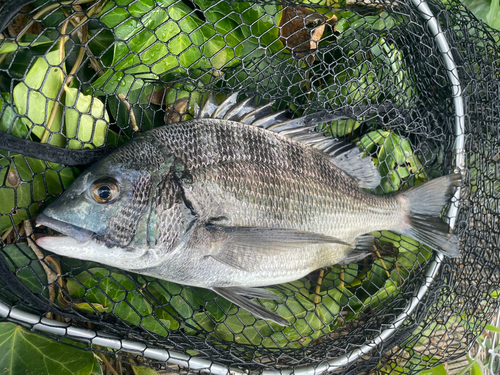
left=91, top=178, right=119, bottom=203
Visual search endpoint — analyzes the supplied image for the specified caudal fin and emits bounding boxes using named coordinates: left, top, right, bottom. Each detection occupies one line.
left=398, top=174, right=461, bottom=257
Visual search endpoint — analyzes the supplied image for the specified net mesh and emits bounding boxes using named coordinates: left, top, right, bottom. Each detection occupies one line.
left=0, top=0, right=498, bottom=373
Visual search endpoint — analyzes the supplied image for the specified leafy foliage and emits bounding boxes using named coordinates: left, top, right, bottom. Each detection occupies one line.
left=462, top=0, right=500, bottom=31
left=2, top=243, right=48, bottom=296
left=0, top=154, right=77, bottom=233
left=0, top=322, right=102, bottom=375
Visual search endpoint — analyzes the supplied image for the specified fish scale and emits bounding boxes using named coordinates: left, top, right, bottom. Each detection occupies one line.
left=180, top=159, right=402, bottom=244
left=36, top=93, right=461, bottom=325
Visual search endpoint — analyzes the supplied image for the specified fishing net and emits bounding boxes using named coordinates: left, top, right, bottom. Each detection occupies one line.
left=0, top=0, right=497, bottom=373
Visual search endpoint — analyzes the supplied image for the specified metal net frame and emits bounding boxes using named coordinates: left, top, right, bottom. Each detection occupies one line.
left=0, top=0, right=497, bottom=373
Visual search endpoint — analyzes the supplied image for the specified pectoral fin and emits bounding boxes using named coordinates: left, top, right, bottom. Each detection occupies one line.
left=207, top=224, right=348, bottom=249
left=212, top=287, right=290, bottom=326
left=206, top=224, right=349, bottom=270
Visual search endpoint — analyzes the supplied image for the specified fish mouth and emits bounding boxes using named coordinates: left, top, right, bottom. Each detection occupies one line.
left=36, top=213, right=95, bottom=244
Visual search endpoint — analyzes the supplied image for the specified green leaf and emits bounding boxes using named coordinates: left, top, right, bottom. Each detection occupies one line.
left=0, top=322, right=98, bottom=375
left=469, top=359, right=483, bottom=375
left=360, top=130, right=425, bottom=194
left=462, top=0, right=500, bottom=31
left=132, top=365, right=159, bottom=375
left=94, top=1, right=187, bottom=94
left=141, top=316, right=176, bottom=337
left=486, top=0, right=500, bottom=30
left=0, top=155, right=77, bottom=233
left=2, top=243, right=48, bottom=296
left=485, top=324, right=500, bottom=334
left=64, top=88, right=109, bottom=149
left=462, top=0, right=492, bottom=21
left=170, top=295, right=193, bottom=319
left=0, top=37, right=53, bottom=54
left=69, top=269, right=183, bottom=333
left=93, top=0, right=282, bottom=94
left=72, top=302, right=111, bottom=314
left=12, top=50, right=65, bottom=146
left=368, top=279, right=398, bottom=309
left=0, top=93, right=29, bottom=138
left=418, top=364, right=447, bottom=375
left=328, top=118, right=361, bottom=137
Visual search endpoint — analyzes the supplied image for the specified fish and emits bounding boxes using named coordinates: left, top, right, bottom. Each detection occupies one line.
left=36, top=93, right=461, bottom=326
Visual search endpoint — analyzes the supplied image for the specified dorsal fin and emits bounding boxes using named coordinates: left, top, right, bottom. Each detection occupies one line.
left=201, top=92, right=288, bottom=126
left=199, top=93, right=218, bottom=118
left=284, top=127, right=380, bottom=189
left=325, top=139, right=381, bottom=189
left=196, top=93, right=380, bottom=189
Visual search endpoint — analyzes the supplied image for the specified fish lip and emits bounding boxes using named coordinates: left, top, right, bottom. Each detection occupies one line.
left=36, top=213, right=95, bottom=244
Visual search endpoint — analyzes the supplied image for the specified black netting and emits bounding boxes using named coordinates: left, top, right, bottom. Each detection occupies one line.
left=0, top=0, right=498, bottom=373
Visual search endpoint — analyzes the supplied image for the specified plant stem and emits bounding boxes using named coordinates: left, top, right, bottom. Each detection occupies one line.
left=394, top=260, right=402, bottom=286
left=340, top=265, right=344, bottom=290
left=1, top=226, right=14, bottom=242
left=375, top=247, right=391, bottom=279
left=41, top=6, right=89, bottom=144
left=118, top=93, right=139, bottom=132
left=23, top=220, right=57, bottom=312
left=116, top=357, right=123, bottom=375
left=96, top=351, right=120, bottom=375
left=40, top=17, right=71, bottom=144
left=314, top=269, right=325, bottom=304
left=0, top=53, right=8, bottom=66
left=0, top=0, right=97, bottom=63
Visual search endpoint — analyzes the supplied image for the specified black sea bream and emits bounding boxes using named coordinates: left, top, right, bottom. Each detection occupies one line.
left=36, top=93, right=460, bottom=325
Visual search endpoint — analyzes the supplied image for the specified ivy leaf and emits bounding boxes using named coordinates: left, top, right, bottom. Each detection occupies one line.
left=64, top=88, right=110, bottom=149
left=360, top=130, right=425, bottom=194
left=131, top=366, right=160, bottom=375
left=2, top=243, right=48, bottom=296
left=12, top=50, right=65, bottom=146
left=0, top=93, right=29, bottom=139
left=0, top=155, right=77, bottom=233
left=72, top=302, right=111, bottom=314
left=462, top=0, right=500, bottom=31
left=0, top=322, right=100, bottom=375
left=368, top=279, right=398, bottom=309
left=419, top=364, right=447, bottom=375
left=0, top=36, right=53, bottom=54
left=485, top=0, right=500, bottom=31
left=68, top=269, right=182, bottom=335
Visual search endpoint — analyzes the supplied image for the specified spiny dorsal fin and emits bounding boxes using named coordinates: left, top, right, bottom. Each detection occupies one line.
left=197, top=94, right=380, bottom=189
left=223, top=96, right=255, bottom=120
left=202, top=92, right=288, bottom=126
left=326, top=139, right=381, bottom=189
left=212, top=92, right=239, bottom=118
left=274, top=124, right=381, bottom=188
left=240, top=102, right=275, bottom=124
left=199, top=93, right=218, bottom=118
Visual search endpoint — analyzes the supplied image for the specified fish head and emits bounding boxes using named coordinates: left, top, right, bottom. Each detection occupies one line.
left=36, top=134, right=177, bottom=270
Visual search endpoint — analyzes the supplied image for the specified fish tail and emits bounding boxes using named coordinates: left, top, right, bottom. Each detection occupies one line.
left=397, top=173, right=461, bottom=257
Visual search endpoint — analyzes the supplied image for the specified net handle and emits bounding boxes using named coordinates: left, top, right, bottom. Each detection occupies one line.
left=0, top=0, right=465, bottom=373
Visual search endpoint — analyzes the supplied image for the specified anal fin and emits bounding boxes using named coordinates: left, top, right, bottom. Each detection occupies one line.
left=337, top=235, right=375, bottom=265
left=226, top=286, right=282, bottom=300
left=212, top=287, right=289, bottom=326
